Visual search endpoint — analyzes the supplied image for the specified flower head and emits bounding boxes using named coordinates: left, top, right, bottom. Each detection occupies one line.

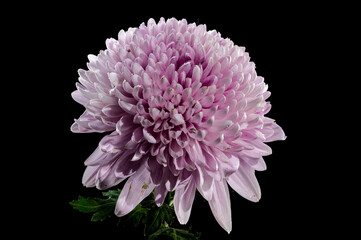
left=71, top=17, right=285, bottom=233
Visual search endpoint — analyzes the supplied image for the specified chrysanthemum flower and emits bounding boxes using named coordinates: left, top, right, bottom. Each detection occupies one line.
left=71, top=17, right=285, bottom=233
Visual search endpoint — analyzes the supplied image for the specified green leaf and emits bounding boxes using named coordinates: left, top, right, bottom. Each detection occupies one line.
left=70, top=189, right=121, bottom=222
left=121, top=204, right=150, bottom=227
left=148, top=227, right=201, bottom=240
left=102, top=189, right=121, bottom=199
left=144, top=204, right=175, bottom=235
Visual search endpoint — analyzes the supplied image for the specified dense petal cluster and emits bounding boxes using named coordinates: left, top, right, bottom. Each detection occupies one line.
left=71, top=18, right=285, bottom=233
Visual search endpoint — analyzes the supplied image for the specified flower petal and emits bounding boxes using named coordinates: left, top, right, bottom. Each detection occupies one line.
left=84, top=146, right=121, bottom=166
left=154, top=184, right=168, bottom=207
left=174, top=176, right=196, bottom=224
left=209, top=180, right=232, bottom=234
left=99, top=131, right=130, bottom=153
left=195, top=166, right=214, bottom=201
left=115, top=163, right=155, bottom=217
left=143, top=128, right=157, bottom=143
left=265, top=122, right=286, bottom=142
left=227, top=161, right=261, bottom=202
left=82, top=165, right=100, bottom=187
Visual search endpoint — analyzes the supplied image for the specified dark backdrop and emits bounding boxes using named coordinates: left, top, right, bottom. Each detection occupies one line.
left=19, top=2, right=339, bottom=239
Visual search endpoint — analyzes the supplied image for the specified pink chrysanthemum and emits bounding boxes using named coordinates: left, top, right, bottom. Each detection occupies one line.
left=71, top=18, right=285, bottom=233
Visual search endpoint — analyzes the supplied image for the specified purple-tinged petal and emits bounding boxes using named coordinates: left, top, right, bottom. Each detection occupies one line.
left=71, top=90, right=89, bottom=106
left=218, top=153, right=240, bottom=178
left=99, top=131, right=130, bottom=153
left=168, top=157, right=181, bottom=176
left=154, top=184, right=168, bottom=207
left=88, top=120, right=116, bottom=132
left=82, top=165, right=100, bottom=187
left=209, top=180, right=232, bottom=234
left=265, top=122, right=286, bottom=142
left=143, top=128, right=158, bottom=144
left=184, top=139, right=205, bottom=165
left=195, top=166, right=214, bottom=201
left=102, top=104, right=123, bottom=118
left=84, top=146, right=121, bottom=166
left=170, top=114, right=185, bottom=125
left=169, top=140, right=184, bottom=159
left=240, top=155, right=267, bottom=171
left=147, top=157, right=164, bottom=185
left=163, top=168, right=180, bottom=191
left=118, top=100, right=137, bottom=115
left=116, top=115, right=135, bottom=134
left=95, top=160, right=124, bottom=190
left=115, top=163, right=155, bottom=217
left=174, top=176, right=196, bottom=224
left=149, top=107, right=161, bottom=121
left=227, top=161, right=261, bottom=202
left=114, top=151, right=141, bottom=178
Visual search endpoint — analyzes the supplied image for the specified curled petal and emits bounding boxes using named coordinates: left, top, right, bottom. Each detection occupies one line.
left=114, top=151, right=141, bottom=178
left=99, top=131, right=130, bottom=153
left=95, top=160, right=124, bottom=190
left=118, top=100, right=137, bottom=115
left=143, top=128, right=158, bottom=143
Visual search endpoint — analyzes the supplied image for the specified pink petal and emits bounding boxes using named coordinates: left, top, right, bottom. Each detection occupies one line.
left=95, top=161, right=124, bottom=190
left=227, top=161, right=261, bottom=202
left=71, top=90, right=89, bottom=105
left=194, top=166, right=214, bottom=201
left=114, top=151, right=141, bottom=178
left=174, top=176, right=196, bottom=224
left=184, top=139, right=205, bottom=165
left=154, top=184, right=168, bottom=207
left=143, top=128, right=158, bottom=143
left=84, top=146, right=121, bottom=166
left=115, top=163, right=155, bottom=217
left=99, top=131, right=130, bottom=153
left=266, top=123, right=286, bottom=142
left=209, top=180, right=232, bottom=234
left=82, top=165, right=100, bottom=187
left=147, top=157, right=164, bottom=185
left=118, top=100, right=137, bottom=115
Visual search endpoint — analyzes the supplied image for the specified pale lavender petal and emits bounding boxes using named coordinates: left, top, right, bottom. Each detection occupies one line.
left=82, top=165, right=100, bottom=187
left=99, top=131, right=130, bottom=153
left=114, top=151, right=141, bottom=178
left=265, top=122, right=286, bottom=142
left=195, top=166, right=214, bottom=201
left=143, top=127, right=157, bottom=143
left=241, top=155, right=267, bottom=171
left=174, top=176, right=196, bottom=225
left=71, top=90, right=89, bottom=105
left=209, top=180, right=232, bottom=233
left=84, top=146, right=121, bottom=166
left=154, top=184, right=168, bottom=207
left=227, top=161, right=261, bottom=202
left=115, top=163, right=155, bottom=217
left=184, top=139, right=205, bottom=165
left=147, top=157, right=164, bottom=185
left=95, top=160, right=124, bottom=190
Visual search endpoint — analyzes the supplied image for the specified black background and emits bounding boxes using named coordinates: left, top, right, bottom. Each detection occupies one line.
left=11, top=2, right=350, bottom=239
